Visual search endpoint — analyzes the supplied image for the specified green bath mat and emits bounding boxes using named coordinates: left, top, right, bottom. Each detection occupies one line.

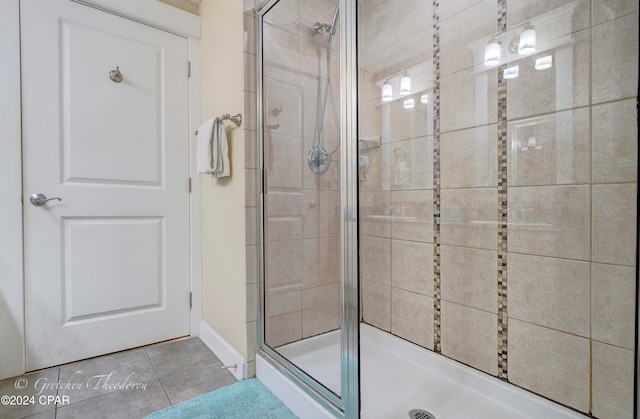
left=145, top=379, right=298, bottom=419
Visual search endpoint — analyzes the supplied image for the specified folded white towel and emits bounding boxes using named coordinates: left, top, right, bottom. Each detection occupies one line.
left=196, top=118, right=215, bottom=174
left=212, top=117, right=230, bottom=178
left=197, top=117, right=231, bottom=178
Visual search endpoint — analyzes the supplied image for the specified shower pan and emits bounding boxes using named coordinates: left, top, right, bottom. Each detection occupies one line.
left=256, top=0, right=639, bottom=418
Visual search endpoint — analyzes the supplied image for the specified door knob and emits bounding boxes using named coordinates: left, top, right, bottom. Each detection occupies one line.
left=30, top=193, right=62, bottom=207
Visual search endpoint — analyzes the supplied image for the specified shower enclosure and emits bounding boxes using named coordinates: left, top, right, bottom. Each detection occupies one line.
left=257, top=0, right=358, bottom=416
left=256, top=0, right=639, bottom=417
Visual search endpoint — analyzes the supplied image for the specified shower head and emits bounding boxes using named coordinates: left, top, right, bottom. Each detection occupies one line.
left=313, top=3, right=339, bottom=36
left=329, top=3, right=339, bottom=35
left=313, top=22, right=332, bottom=33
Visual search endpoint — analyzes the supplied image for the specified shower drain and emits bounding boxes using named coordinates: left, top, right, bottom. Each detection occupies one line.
left=408, top=409, right=436, bottom=419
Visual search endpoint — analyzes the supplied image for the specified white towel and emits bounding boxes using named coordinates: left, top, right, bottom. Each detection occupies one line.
left=197, top=118, right=215, bottom=174
left=212, top=118, right=230, bottom=178
left=196, top=117, right=231, bottom=178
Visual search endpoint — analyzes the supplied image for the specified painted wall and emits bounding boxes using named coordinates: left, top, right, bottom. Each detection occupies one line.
left=200, top=0, right=249, bottom=359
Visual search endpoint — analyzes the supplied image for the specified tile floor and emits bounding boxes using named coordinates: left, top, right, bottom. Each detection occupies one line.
left=0, top=337, right=238, bottom=419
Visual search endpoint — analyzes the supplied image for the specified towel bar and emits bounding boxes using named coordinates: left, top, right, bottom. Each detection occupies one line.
left=218, top=113, right=242, bottom=127
left=194, top=113, right=242, bottom=135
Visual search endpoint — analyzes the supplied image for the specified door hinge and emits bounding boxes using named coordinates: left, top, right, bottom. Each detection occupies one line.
left=189, top=292, right=193, bottom=308
left=189, top=177, right=192, bottom=193
left=187, top=61, right=191, bottom=78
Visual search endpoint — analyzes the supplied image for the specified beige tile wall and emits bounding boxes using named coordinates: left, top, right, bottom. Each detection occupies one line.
left=592, top=17, right=638, bottom=299
left=592, top=342, right=636, bottom=419
left=391, top=288, right=434, bottom=349
left=508, top=254, right=590, bottom=336
left=440, top=69, right=498, bottom=132
left=356, top=0, right=436, bottom=351
left=592, top=184, right=637, bottom=266
left=591, top=11, right=639, bottom=104
left=591, top=263, right=636, bottom=350
left=243, top=2, right=259, bottom=372
left=441, top=301, right=498, bottom=375
left=592, top=99, right=638, bottom=183
left=437, top=0, right=501, bottom=374
left=440, top=124, right=498, bottom=189
left=427, top=0, right=513, bottom=376
left=508, top=185, right=591, bottom=260
left=253, top=0, right=638, bottom=415
left=505, top=3, right=638, bottom=416
left=261, top=0, right=342, bottom=348
left=390, top=190, right=434, bottom=242
left=356, top=0, right=638, bottom=417
left=507, top=108, right=591, bottom=186
left=439, top=0, right=497, bottom=75
left=506, top=29, right=591, bottom=119
left=441, top=245, right=497, bottom=313
left=391, top=240, right=434, bottom=295
left=509, top=319, right=591, bottom=412
left=440, top=188, right=498, bottom=250
left=362, top=279, right=391, bottom=331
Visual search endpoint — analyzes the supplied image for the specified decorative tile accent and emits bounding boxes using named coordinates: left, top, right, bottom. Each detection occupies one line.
left=496, top=0, right=508, bottom=381
left=432, top=0, right=442, bottom=353
left=498, top=0, right=507, bottom=32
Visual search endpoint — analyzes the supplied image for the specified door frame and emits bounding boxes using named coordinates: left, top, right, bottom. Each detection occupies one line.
left=0, top=0, right=202, bottom=380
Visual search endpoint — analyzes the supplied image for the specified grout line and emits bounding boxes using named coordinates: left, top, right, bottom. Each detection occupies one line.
left=588, top=2, right=594, bottom=412
left=143, top=348, right=172, bottom=406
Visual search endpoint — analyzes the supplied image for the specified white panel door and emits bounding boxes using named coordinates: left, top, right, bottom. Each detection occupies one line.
left=21, top=0, right=191, bottom=370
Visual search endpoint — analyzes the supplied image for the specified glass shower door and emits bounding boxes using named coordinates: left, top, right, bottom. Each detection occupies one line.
left=257, top=0, right=358, bottom=414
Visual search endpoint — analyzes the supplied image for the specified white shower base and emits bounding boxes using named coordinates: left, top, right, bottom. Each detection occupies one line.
left=260, top=324, right=589, bottom=419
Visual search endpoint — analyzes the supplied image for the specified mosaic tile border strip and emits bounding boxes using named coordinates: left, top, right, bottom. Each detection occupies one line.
left=432, top=0, right=442, bottom=354
left=496, top=0, right=509, bottom=381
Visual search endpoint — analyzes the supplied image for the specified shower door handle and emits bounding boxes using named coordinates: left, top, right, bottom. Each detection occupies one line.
left=29, top=193, right=62, bottom=207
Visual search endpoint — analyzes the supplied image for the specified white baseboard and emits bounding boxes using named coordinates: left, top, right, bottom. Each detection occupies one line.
left=199, top=320, right=246, bottom=381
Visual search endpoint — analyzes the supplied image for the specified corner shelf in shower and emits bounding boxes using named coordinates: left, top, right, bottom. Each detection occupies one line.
left=359, top=136, right=380, bottom=149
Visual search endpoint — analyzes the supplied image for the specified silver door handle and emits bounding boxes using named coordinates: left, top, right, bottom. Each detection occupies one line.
left=30, top=193, right=62, bottom=207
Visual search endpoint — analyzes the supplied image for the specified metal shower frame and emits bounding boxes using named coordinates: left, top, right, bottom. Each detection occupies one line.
left=255, top=0, right=360, bottom=417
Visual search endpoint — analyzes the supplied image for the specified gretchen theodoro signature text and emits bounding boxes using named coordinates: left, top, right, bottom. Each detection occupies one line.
left=33, top=371, right=148, bottom=395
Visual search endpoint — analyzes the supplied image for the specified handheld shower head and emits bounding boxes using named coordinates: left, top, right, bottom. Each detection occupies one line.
left=313, top=22, right=332, bottom=33
left=313, top=3, right=339, bottom=37
left=329, top=3, right=339, bottom=35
